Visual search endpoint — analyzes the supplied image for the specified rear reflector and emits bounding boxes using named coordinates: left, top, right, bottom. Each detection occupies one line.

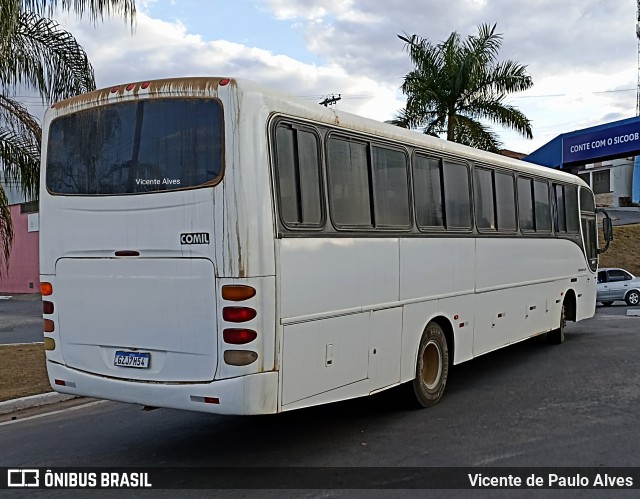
left=190, top=395, right=220, bottom=404
left=224, top=350, right=258, bottom=366
left=44, top=319, right=55, bottom=333
left=223, top=307, right=257, bottom=322
left=54, top=378, right=76, bottom=387
left=44, top=337, right=56, bottom=351
left=222, top=285, right=256, bottom=301
left=223, top=328, right=257, bottom=344
left=41, top=282, right=53, bottom=296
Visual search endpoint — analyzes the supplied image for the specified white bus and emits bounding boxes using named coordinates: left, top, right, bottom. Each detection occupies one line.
left=40, top=77, right=607, bottom=415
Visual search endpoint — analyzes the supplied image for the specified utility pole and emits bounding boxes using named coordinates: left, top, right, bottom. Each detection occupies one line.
left=637, top=0, right=640, bottom=115
left=320, top=94, right=341, bottom=107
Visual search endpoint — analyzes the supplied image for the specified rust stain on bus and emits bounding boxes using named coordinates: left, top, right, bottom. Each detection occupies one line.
left=51, top=77, right=232, bottom=111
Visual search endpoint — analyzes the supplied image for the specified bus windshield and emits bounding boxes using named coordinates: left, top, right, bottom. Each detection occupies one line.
left=46, top=98, right=224, bottom=195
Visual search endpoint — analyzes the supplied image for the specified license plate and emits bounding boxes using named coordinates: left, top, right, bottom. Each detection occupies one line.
left=114, top=351, right=150, bottom=368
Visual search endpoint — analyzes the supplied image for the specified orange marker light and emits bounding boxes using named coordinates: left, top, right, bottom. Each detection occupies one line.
left=44, top=319, right=55, bottom=333
left=222, top=285, right=256, bottom=301
left=41, top=282, right=53, bottom=296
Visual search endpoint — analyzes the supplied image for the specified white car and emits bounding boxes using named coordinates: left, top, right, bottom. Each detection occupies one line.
left=597, top=268, right=640, bottom=306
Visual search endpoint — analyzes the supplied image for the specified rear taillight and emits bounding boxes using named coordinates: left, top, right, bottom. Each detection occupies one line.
left=222, top=307, right=257, bottom=323
left=224, top=350, right=258, bottom=366
left=221, top=283, right=258, bottom=366
left=223, top=328, right=257, bottom=345
left=41, top=282, right=56, bottom=350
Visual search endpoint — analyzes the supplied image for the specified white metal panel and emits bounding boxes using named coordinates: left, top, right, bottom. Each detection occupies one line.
left=281, top=313, right=369, bottom=405
left=400, top=238, right=475, bottom=301
left=217, top=87, right=276, bottom=278
left=279, top=238, right=399, bottom=321
left=39, top=188, right=217, bottom=275
left=368, top=308, right=402, bottom=392
left=55, top=258, right=217, bottom=382
left=475, top=238, right=582, bottom=292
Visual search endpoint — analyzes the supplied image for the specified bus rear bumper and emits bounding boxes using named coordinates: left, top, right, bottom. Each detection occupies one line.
left=46, top=361, right=279, bottom=415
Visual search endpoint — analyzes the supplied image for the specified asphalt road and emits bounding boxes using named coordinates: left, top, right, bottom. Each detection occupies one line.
left=0, top=294, right=42, bottom=344
left=0, top=305, right=639, bottom=497
left=603, top=207, right=640, bottom=226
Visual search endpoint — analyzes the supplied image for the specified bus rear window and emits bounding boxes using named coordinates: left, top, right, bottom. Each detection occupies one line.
left=46, top=98, right=223, bottom=195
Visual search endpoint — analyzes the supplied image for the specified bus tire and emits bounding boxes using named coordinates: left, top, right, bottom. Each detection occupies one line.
left=547, top=303, right=566, bottom=344
left=412, top=322, right=449, bottom=407
left=601, top=301, right=614, bottom=306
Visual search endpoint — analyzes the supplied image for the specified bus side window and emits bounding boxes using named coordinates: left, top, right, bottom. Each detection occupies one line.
left=442, top=161, right=471, bottom=229
left=495, top=171, right=516, bottom=231
left=371, top=146, right=410, bottom=228
left=327, top=137, right=373, bottom=228
left=413, top=155, right=444, bottom=229
left=565, top=185, right=580, bottom=233
left=517, top=177, right=534, bottom=231
left=474, top=166, right=496, bottom=231
left=274, top=124, right=323, bottom=227
left=554, top=184, right=567, bottom=233
left=533, top=180, right=551, bottom=232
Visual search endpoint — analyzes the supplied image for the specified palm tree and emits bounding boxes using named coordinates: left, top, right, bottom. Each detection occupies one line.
left=0, top=0, right=135, bottom=274
left=395, top=23, right=533, bottom=152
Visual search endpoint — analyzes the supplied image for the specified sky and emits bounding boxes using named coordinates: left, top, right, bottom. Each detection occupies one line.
left=29, top=0, right=640, bottom=154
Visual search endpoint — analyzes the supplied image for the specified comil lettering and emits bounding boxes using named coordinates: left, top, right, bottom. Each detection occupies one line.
left=180, top=232, right=211, bottom=245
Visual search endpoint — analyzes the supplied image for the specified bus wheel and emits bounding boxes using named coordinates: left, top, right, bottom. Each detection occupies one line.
left=601, top=301, right=614, bottom=306
left=412, top=322, right=449, bottom=407
left=547, top=303, right=566, bottom=344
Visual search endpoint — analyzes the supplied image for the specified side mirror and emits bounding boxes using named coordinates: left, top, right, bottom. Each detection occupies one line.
left=598, top=209, right=613, bottom=254
left=602, top=217, right=613, bottom=242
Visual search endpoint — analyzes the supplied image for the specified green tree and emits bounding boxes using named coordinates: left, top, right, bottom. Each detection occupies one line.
left=0, top=0, right=135, bottom=274
left=395, top=23, right=533, bottom=152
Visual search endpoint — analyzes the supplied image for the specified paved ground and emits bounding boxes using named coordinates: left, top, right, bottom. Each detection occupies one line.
left=0, top=306, right=638, bottom=498
left=0, top=293, right=42, bottom=344
left=602, top=207, right=640, bottom=226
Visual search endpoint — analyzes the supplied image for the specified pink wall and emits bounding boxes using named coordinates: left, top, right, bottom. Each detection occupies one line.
left=0, top=205, right=39, bottom=294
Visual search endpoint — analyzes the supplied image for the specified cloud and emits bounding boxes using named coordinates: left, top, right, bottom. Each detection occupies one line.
left=48, top=0, right=639, bottom=152
left=53, top=9, right=404, bottom=123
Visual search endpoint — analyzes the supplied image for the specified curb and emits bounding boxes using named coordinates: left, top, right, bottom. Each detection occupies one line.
left=0, top=392, right=78, bottom=415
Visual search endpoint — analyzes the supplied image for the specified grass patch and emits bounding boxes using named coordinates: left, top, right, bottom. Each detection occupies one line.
left=0, top=343, right=52, bottom=402
left=599, top=224, right=640, bottom=276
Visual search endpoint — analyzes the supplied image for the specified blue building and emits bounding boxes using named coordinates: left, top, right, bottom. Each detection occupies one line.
left=523, top=116, right=640, bottom=207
